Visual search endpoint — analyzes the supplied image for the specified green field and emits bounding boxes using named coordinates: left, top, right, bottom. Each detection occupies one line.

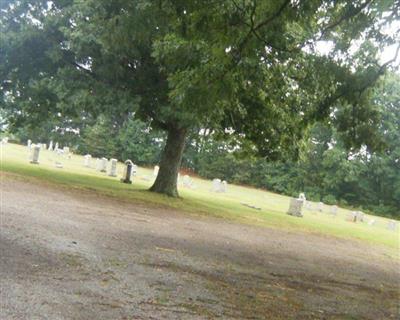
left=1, top=142, right=399, bottom=249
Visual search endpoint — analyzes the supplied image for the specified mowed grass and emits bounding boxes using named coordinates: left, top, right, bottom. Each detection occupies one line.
left=1, top=142, right=399, bottom=250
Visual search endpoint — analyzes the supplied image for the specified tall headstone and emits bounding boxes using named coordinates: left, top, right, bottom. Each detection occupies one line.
left=48, top=141, right=53, bottom=151
left=27, top=139, right=32, bottom=148
left=121, top=160, right=133, bottom=184
left=153, top=165, right=159, bottom=177
left=96, top=158, right=102, bottom=171
left=220, top=180, right=227, bottom=193
left=108, top=158, right=118, bottom=177
left=287, top=198, right=303, bottom=217
left=100, top=157, right=108, bottom=172
left=212, top=179, right=222, bottom=192
left=84, top=154, right=92, bottom=167
left=30, top=145, right=41, bottom=164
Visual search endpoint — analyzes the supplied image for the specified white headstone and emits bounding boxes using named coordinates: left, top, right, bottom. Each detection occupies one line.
left=153, top=165, right=159, bottom=177
left=387, top=220, right=398, bottom=232
left=48, top=141, right=53, bottom=151
left=220, top=180, right=227, bottom=193
left=30, top=145, right=41, bottom=164
left=108, top=158, right=118, bottom=177
left=298, top=193, right=306, bottom=202
left=287, top=198, right=303, bottom=217
left=183, top=175, right=192, bottom=188
left=96, top=158, right=102, bottom=171
left=212, top=179, right=222, bottom=192
left=42, top=143, right=47, bottom=150
left=63, top=146, right=70, bottom=156
left=346, top=211, right=358, bottom=222
left=27, top=139, right=32, bottom=148
left=84, top=154, right=92, bottom=167
left=100, top=157, right=108, bottom=172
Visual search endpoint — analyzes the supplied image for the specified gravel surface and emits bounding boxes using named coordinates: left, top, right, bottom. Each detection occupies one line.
left=1, top=174, right=399, bottom=319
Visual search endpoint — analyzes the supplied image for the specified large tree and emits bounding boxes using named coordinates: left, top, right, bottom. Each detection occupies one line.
left=1, top=0, right=399, bottom=196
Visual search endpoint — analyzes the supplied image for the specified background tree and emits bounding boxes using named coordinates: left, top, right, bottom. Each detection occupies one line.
left=1, top=0, right=399, bottom=196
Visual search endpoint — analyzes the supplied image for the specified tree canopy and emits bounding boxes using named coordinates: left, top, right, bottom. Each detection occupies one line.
left=1, top=0, right=399, bottom=196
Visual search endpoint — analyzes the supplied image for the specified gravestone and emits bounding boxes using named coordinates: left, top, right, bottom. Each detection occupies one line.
left=220, top=180, right=227, bottom=193
left=387, top=220, right=398, bottom=232
left=63, top=147, right=70, bottom=157
left=100, top=158, right=108, bottom=172
left=96, top=158, right=102, bottom=171
left=84, top=154, right=92, bottom=167
left=346, top=211, right=358, bottom=222
left=30, top=145, right=41, bottom=164
left=27, top=139, right=32, bottom=148
left=356, top=211, right=365, bottom=222
left=121, top=160, right=133, bottom=184
left=48, top=141, right=53, bottom=151
left=330, top=205, right=338, bottom=216
left=42, top=143, right=47, bottom=150
left=287, top=198, right=303, bottom=217
left=298, top=193, right=306, bottom=203
left=55, top=161, right=63, bottom=168
left=183, top=175, right=191, bottom=188
left=212, top=179, right=222, bottom=192
left=153, top=165, right=159, bottom=177
left=108, top=158, right=118, bottom=177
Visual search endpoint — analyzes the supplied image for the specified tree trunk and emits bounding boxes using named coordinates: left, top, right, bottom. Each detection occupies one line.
left=149, top=126, right=187, bottom=197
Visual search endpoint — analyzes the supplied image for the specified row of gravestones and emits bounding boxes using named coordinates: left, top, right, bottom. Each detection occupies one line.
left=83, top=155, right=137, bottom=184
left=287, top=193, right=398, bottom=232
left=27, top=140, right=72, bottom=167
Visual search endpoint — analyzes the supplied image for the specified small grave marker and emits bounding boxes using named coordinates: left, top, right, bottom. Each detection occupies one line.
left=84, top=154, right=92, bottom=167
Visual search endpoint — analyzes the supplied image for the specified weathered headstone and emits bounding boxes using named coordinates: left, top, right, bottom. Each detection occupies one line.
left=153, top=165, right=159, bottom=177
left=287, top=198, right=303, bottom=217
left=30, top=145, right=41, bottom=164
left=108, top=158, right=118, bottom=177
left=42, top=143, right=47, bottom=150
left=346, top=211, right=358, bottom=222
left=84, top=154, right=92, bottom=167
left=48, top=141, right=53, bottom=151
left=387, top=220, right=398, bottom=232
left=121, top=160, right=133, bottom=184
left=100, top=157, right=108, bottom=172
left=27, top=139, right=32, bottom=148
left=212, top=178, right=222, bottom=192
left=220, top=180, right=227, bottom=193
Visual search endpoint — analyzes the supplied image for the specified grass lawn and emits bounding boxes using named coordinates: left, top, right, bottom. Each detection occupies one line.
left=1, top=142, right=399, bottom=250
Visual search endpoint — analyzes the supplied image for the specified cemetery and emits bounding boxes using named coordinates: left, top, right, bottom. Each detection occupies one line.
left=1, top=1, right=399, bottom=319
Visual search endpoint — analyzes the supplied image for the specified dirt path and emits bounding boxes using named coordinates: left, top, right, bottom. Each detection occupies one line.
left=1, top=175, right=399, bottom=319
